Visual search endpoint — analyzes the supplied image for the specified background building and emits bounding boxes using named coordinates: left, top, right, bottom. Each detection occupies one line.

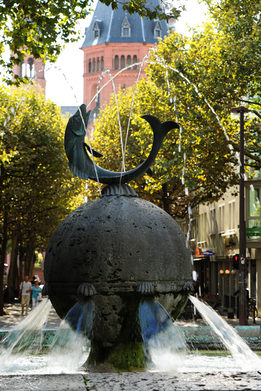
left=190, top=171, right=261, bottom=317
left=81, top=0, right=169, bottom=121
left=13, top=55, right=46, bottom=95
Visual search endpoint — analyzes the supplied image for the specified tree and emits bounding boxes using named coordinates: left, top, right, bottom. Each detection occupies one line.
left=88, top=0, right=260, bottom=216
left=0, top=85, right=86, bottom=313
left=0, top=0, right=183, bottom=83
left=200, top=0, right=261, bottom=166
left=88, top=81, right=238, bottom=217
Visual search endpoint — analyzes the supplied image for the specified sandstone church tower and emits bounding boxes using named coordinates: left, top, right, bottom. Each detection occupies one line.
left=81, top=0, right=169, bottom=119
left=13, top=55, right=46, bottom=95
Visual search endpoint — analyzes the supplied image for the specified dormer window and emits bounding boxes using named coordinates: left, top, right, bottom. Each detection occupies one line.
left=154, top=20, right=162, bottom=39
left=121, top=16, right=131, bottom=37
left=93, top=21, right=101, bottom=39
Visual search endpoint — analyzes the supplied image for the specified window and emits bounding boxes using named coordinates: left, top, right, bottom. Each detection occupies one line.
left=120, top=55, right=125, bottom=69
left=114, top=55, right=119, bottom=70
left=101, top=57, right=104, bottom=71
left=249, top=188, right=260, bottom=217
left=92, top=58, right=96, bottom=72
left=210, top=207, right=217, bottom=234
left=93, top=21, right=101, bottom=39
left=154, top=21, right=162, bottom=39
left=27, top=58, right=35, bottom=79
left=121, top=16, right=131, bottom=37
left=218, top=205, right=225, bottom=233
left=247, top=185, right=261, bottom=239
left=154, top=28, right=161, bottom=38
left=88, top=59, right=91, bottom=73
left=20, top=61, right=26, bottom=77
left=133, top=55, right=137, bottom=69
left=228, top=201, right=236, bottom=230
left=97, top=58, right=100, bottom=72
left=200, top=212, right=207, bottom=243
left=127, top=55, right=131, bottom=66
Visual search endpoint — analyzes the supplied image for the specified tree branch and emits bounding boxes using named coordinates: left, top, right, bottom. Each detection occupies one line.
left=239, top=99, right=261, bottom=107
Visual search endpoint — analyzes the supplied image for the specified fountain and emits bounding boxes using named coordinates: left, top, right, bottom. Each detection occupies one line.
left=1, top=51, right=261, bottom=388
left=43, top=105, right=193, bottom=370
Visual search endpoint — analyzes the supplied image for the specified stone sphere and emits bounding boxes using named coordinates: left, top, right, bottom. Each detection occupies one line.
left=44, top=185, right=192, bottom=319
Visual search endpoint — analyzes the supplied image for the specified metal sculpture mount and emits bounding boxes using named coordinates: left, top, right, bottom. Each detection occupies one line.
left=44, top=105, right=193, bottom=371
left=64, top=104, right=179, bottom=184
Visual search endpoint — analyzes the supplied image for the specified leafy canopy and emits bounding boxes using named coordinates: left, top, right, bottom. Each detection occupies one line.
left=0, top=85, right=86, bottom=249
left=0, top=0, right=183, bottom=83
left=89, top=0, right=260, bottom=217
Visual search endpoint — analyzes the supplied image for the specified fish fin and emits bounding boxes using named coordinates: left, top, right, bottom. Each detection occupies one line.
left=84, top=143, right=103, bottom=158
left=161, top=120, right=179, bottom=133
left=141, top=115, right=161, bottom=133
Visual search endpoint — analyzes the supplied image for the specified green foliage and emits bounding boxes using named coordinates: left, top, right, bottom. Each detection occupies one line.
left=0, top=0, right=182, bottom=83
left=89, top=0, right=260, bottom=217
left=0, top=85, right=86, bottom=251
left=90, top=79, right=238, bottom=217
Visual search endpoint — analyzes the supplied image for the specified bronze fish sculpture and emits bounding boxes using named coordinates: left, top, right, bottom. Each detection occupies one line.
left=64, top=104, right=179, bottom=184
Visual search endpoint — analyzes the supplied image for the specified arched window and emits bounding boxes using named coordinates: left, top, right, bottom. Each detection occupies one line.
left=120, top=55, right=125, bottom=69
left=121, top=16, right=131, bottom=37
left=97, top=57, right=100, bottom=72
left=127, top=55, right=131, bottom=67
left=114, top=55, right=119, bottom=70
left=101, top=57, right=104, bottom=71
left=133, top=55, right=137, bottom=69
left=92, top=58, right=96, bottom=72
left=88, top=59, right=92, bottom=73
left=27, top=58, right=35, bottom=79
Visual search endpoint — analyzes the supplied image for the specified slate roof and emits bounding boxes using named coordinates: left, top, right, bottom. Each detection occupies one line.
left=81, top=0, right=169, bottom=48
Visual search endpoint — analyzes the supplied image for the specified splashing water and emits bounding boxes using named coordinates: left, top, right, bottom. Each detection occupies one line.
left=139, top=299, right=187, bottom=371
left=1, top=298, right=52, bottom=354
left=64, top=300, right=94, bottom=336
left=189, top=295, right=261, bottom=370
left=45, top=319, right=89, bottom=374
left=139, top=297, right=261, bottom=373
left=0, top=299, right=90, bottom=375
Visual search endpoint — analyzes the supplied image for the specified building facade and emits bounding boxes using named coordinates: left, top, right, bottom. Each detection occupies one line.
left=13, top=55, right=46, bottom=95
left=189, top=173, right=261, bottom=317
left=81, top=0, right=169, bottom=120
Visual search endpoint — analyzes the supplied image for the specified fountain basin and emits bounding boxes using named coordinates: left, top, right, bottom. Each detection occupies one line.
left=2, top=326, right=261, bottom=351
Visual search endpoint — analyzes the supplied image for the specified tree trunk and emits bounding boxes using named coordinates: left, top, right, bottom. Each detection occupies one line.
left=7, top=234, right=19, bottom=301
left=0, top=212, right=8, bottom=316
left=18, top=245, right=25, bottom=284
left=25, top=240, right=36, bottom=278
left=162, top=183, right=171, bottom=215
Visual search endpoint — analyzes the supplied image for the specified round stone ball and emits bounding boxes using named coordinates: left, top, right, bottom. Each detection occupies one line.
left=44, top=184, right=192, bottom=318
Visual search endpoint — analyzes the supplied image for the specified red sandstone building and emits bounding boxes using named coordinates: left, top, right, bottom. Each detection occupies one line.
left=81, top=0, right=169, bottom=120
left=13, top=55, right=46, bottom=95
